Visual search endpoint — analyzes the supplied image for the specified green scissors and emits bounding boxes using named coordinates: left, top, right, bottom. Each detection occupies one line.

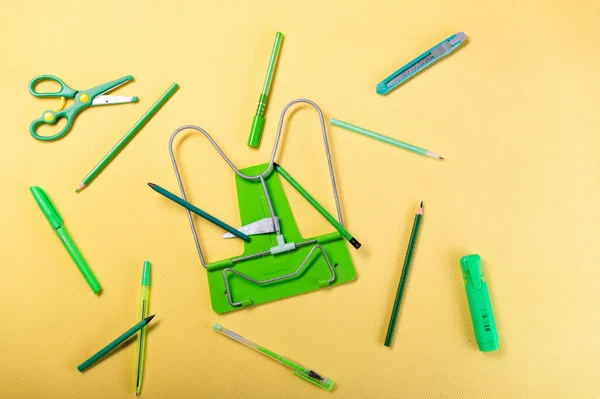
left=29, top=75, right=138, bottom=141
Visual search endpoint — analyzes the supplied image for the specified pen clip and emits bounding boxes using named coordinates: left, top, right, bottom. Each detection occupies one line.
left=461, top=255, right=483, bottom=289
left=30, top=186, right=63, bottom=228
left=292, top=371, right=334, bottom=391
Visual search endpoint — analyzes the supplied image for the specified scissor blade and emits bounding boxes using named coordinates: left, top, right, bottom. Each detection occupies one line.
left=92, top=95, right=139, bottom=106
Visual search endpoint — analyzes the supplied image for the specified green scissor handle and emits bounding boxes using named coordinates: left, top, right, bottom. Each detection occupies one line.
left=29, top=75, right=77, bottom=98
left=30, top=106, right=80, bottom=141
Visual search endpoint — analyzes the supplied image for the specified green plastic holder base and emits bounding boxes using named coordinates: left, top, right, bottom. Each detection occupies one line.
left=206, top=163, right=357, bottom=313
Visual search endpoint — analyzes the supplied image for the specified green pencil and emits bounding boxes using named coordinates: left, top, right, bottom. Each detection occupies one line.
left=330, top=118, right=444, bottom=160
left=385, top=201, right=423, bottom=347
left=147, top=182, right=250, bottom=242
left=273, top=163, right=361, bottom=249
left=76, top=83, right=179, bottom=192
left=78, top=315, right=155, bottom=372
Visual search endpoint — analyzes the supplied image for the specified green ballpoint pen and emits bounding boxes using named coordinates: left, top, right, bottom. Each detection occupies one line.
left=78, top=315, right=156, bottom=372
left=29, top=186, right=101, bottom=294
left=213, top=323, right=334, bottom=390
left=247, top=32, right=284, bottom=148
left=135, top=261, right=151, bottom=396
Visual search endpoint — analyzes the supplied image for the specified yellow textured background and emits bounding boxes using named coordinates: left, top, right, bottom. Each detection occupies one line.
left=1, top=0, right=599, bottom=398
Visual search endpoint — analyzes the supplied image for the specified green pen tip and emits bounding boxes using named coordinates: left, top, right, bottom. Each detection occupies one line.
left=132, top=96, right=139, bottom=103
left=147, top=182, right=155, bottom=188
left=213, top=323, right=222, bottom=331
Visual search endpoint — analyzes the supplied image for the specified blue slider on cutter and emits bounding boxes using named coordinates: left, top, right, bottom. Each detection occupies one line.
left=376, top=32, right=467, bottom=95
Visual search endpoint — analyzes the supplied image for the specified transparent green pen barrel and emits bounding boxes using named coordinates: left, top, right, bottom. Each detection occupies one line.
left=136, top=261, right=151, bottom=395
left=460, top=254, right=499, bottom=352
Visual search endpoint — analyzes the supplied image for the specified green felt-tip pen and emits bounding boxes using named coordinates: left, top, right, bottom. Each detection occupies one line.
left=135, top=261, right=151, bottom=396
left=460, top=254, right=499, bottom=352
left=213, top=323, right=334, bottom=390
left=248, top=32, right=284, bottom=148
left=30, top=186, right=101, bottom=294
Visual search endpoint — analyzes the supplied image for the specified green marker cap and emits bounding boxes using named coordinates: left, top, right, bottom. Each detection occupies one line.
left=142, top=261, right=151, bottom=286
left=248, top=114, right=266, bottom=148
left=30, top=186, right=62, bottom=228
left=460, top=254, right=499, bottom=352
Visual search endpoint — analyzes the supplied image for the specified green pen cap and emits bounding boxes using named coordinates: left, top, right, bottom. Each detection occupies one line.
left=142, top=260, right=151, bottom=286
left=30, top=186, right=62, bottom=228
left=248, top=111, right=266, bottom=148
left=460, top=254, right=499, bottom=352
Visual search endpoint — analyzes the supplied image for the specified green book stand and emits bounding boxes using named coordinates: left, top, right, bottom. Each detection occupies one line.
left=168, top=99, right=357, bottom=313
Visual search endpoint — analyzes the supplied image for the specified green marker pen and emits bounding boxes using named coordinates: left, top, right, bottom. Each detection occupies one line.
left=460, top=254, right=499, bottom=352
left=30, top=186, right=101, bottom=294
left=213, top=323, right=334, bottom=390
left=248, top=32, right=284, bottom=148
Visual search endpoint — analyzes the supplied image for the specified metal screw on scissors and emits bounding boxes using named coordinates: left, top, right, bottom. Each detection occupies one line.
left=28, top=75, right=139, bottom=141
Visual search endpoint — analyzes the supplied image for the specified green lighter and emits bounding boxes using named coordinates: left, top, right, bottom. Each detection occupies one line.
left=460, top=254, right=499, bottom=352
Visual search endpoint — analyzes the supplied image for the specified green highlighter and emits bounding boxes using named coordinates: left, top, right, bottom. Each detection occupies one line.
left=30, top=186, right=101, bottom=294
left=460, top=254, right=499, bottom=352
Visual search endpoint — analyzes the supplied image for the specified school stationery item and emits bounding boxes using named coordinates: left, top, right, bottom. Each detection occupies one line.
left=274, top=163, right=361, bottom=248
left=222, top=217, right=280, bottom=239
left=460, top=254, right=499, bottom=352
left=385, top=201, right=423, bottom=347
left=248, top=32, right=284, bottom=148
left=30, top=186, right=101, bottom=294
left=29, top=75, right=137, bottom=141
left=167, top=99, right=356, bottom=313
left=147, top=182, right=250, bottom=241
left=76, top=83, right=179, bottom=192
left=77, top=315, right=155, bottom=372
left=376, top=32, right=466, bottom=95
left=136, top=261, right=151, bottom=396
left=213, top=323, right=334, bottom=390
left=330, top=118, right=444, bottom=160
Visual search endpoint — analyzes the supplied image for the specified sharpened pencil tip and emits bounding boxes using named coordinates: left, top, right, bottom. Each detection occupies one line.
left=420, top=201, right=423, bottom=208
left=147, top=182, right=156, bottom=189
left=144, top=314, right=155, bottom=323
left=439, top=156, right=445, bottom=160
